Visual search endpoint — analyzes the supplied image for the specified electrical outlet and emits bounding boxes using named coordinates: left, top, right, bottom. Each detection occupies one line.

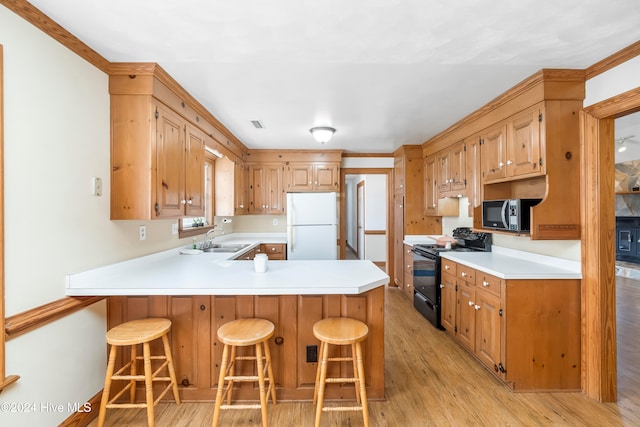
left=172, top=223, right=178, bottom=235
left=139, top=225, right=146, bottom=241
left=273, top=218, right=278, bottom=226
left=306, top=345, right=318, bottom=363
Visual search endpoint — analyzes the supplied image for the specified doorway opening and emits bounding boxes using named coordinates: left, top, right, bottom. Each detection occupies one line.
left=340, top=168, right=392, bottom=272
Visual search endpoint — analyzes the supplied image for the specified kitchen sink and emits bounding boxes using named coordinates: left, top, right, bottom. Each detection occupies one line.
left=202, top=243, right=251, bottom=253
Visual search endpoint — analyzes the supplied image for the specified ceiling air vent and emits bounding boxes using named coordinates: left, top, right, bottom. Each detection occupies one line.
left=250, top=120, right=265, bottom=129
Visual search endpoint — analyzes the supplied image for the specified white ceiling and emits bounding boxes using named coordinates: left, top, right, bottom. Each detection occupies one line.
left=26, top=0, right=640, bottom=154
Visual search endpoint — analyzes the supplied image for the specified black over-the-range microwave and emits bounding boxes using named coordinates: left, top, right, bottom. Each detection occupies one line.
left=481, top=198, right=542, bottom=233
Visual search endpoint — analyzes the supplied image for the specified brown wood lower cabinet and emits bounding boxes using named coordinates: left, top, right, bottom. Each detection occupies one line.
left=441, top=260, right=580, bottom=391
left=106, top=286, right=384, bottom=402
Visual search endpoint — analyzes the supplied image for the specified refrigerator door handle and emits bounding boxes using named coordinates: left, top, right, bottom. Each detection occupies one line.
left=289, top=226, right=294, bottom=253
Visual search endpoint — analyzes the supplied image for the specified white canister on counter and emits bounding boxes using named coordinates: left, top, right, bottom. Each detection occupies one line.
left=254, top=253, right=268, bottom=273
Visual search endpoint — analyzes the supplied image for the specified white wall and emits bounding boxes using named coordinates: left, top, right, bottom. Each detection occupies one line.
left=1, top=6, right=191, bottom=425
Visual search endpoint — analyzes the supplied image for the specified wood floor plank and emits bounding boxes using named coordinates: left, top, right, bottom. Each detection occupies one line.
left=90, top=279, right=640, bottom=426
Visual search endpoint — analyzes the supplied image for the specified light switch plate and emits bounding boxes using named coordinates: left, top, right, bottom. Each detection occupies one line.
left=91, top=177, right=102, bottom=196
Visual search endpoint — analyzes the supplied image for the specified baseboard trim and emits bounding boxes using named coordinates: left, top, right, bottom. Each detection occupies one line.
left=59, top=391, right=101, bottom=427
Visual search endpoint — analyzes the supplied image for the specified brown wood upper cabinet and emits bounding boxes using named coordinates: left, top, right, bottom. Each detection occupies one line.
left=481, top=106, right=543, bottom=184
left=248, top=163, right=285, bottom=214
left=436, top=140, right=466, bottom=197
left=111, top=97, right=205, bottom=220
left=287, top=162, right=339, bottom=192
left=214, top=156, right=248, bottom=216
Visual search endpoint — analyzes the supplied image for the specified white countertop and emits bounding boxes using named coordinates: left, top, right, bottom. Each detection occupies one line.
left=440, top=246, right=581, bottom=280
left=66, top=234, right=389, bottom=296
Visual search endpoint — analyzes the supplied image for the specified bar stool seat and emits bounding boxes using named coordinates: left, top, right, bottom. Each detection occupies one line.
left=313, top=317, right=369, bottom=427
left=213, top=318, right=276, bottom=427
left=98, top=318, right=180, bottom=427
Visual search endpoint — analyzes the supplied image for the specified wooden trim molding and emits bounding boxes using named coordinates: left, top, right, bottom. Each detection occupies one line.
left=59, top=390, right=102, bottom=427
left=0, top=43, right=18, bottom=393
left=365, top=230, right=386, bottom=235
left=585, top=40, right=640, bottom=80
left=0, top=0, right=110, bottom=73
left=581, top=86, right=640, bottom=402
left=5, top=296, right=104, bottom=340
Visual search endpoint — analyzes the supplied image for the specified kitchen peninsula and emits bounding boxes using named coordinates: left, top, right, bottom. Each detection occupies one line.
left=66, top=240, right=389, bottom=402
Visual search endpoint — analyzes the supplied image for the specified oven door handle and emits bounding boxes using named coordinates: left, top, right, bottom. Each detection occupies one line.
left=414, top=291, right=435, bottom=309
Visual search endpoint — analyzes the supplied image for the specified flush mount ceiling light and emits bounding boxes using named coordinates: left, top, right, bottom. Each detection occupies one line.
left=309, top=126, right=336, bottom=144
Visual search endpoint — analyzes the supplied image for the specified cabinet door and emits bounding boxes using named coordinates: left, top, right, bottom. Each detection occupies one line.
left=481, top=124, right=507, bottom=183
left=248, top=164, right=266, bottom=214
left=465, top=135, right=482, bottom=217
left=449, top=141, right=466, bottom=193
left=394, top=155, right=405, bottom=194
left=314, top=163, right=339, bottom=191
left=234, top=160, right=248, bottom=215
left=393, top=194, right=405, bottom=287
left=155, top=103, right=186, bottom=218
left=507, top=108, right=542, bottom=179
left=456, top=281, right=476, bottom=352
left=436, top=151, right=451, bottom=194
left=288, top=163, right=314, bottom=191
left=424, top=155, right=438, bottom=216
left=440, top=271, right=456, bottom=333
left=185, top=124, right=205, bottom=217
left=403, top=245, right=414, bottom=298
left=264, top=164, right=284, bottom=214
left=474, top=290, right=502, bottom=375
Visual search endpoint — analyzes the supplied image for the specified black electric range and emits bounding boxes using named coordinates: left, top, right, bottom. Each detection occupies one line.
left=411, top=228, right=492, bottom=329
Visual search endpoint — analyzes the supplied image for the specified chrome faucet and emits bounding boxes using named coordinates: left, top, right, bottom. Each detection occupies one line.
left=203, top=225, right=223, bottom=249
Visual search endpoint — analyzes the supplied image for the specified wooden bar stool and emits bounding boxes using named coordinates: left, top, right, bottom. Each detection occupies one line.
left=313, top=317, right=369, bottom=427
left=97, top=318, right=180, bottom=427
left=212, top=318, right=276, bottom=427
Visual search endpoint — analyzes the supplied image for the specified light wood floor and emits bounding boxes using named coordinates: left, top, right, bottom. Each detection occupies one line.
left=91, top=279, right=640, bottom=426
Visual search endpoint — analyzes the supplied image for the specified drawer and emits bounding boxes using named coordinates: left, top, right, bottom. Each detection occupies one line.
left=441, top=259, right=457, bottom=276
left=260, top=243, right=285, bottom=255
left=457, top=264, right=476, bottom=284
left=477, top=272, right=502, bottom=297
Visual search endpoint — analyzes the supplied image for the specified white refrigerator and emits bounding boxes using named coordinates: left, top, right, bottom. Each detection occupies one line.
left=286, top=192, right=337, bottom=260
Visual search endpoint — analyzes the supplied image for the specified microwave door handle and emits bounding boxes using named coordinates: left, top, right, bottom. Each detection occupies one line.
left=501, top=200, right=509, bottom=228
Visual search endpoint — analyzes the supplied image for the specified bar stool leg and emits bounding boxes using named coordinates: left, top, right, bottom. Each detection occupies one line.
left=351, top=343, right=361, bottom=404
left=355, top=342, right=369, bottom=427
left=161, top=334, right=181, bottom=404
left=98, top=345, right=117, bottom=427
left=262, top=340, right=276, bottom=404
left=143, top=342, right=155, bottom=427
left=212, top=344, right=230, bottom=427
left=226, top=345, right=237, bottom=405
left=255, top=342, right=268, bottom=427
left=130, top=345, right=137, bottom=404
left=314, top=342, right=330, bottom=427
left=313, top=340, right=324, bottom=404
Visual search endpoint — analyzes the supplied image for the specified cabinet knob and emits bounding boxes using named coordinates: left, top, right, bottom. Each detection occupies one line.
left=181, top=199, right=187, bottom=205
left=181, top=378, right=190, bottom=387
left=432, top=203, right=436, bottom=207
left=239, top=204, right=244, bottom=208
left=274, top=336, right=284, bottom=345
left=271, top=247, right=276, bottom=251
left=498, top=161, right=505, bottom=167
left=475, top=304, right=481, bottom=310
left=482, top=281, right=489, bottom=287
left=461, top=272, right=467, bottom=277
left=187, top=199, right=193, bottom=205
left=468, top=301, right=474, bottom=306
left=506, top=160, right=513, bottom=165
left=439, top=284, right=444, bottom=288
left=445, top=265, right=450, bottom=270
